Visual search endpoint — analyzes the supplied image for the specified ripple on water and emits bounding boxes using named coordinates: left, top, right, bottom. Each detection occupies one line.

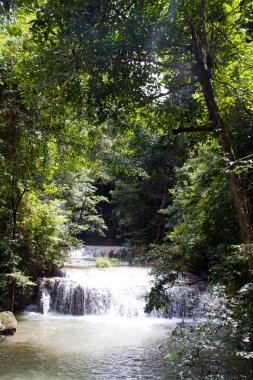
left=0, top=312, right=178, bottom=380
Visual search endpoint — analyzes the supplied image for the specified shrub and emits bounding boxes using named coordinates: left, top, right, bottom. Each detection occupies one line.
left=95, top=257, right=120, bottom=268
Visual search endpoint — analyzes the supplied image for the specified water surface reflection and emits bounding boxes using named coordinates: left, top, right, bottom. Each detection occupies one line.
left=0, top=313, right=177, bottom=380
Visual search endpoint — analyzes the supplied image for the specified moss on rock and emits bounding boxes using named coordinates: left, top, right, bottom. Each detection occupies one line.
left=0, top=311, right=17, bottom=335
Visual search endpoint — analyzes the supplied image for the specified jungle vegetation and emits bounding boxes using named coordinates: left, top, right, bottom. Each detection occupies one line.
left=0, top=0, right=253, bottom=374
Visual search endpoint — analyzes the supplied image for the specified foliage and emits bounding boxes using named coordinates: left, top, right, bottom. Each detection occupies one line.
left=144, top=275, right=172, bottom=314
left=0, top=8, right=108, bottom=309
left=0, top=269, right=35, bottom=311
left=232, top=282, right=253, bottom=362
left=166, top=287, right=250, bottom=380
left=210, top=244, right=253, bottom=364
left=55, top=168, right=108, bottom=238
left=111, top=168, right=165, bottom=245
left=25, top=0, right=253, bottom=135
left=23, top=0, right=253, bottom=249
left=5, top=271, right=35, bottom=289
left=147, top=141, right=240, bottom=290
left=211, top=244, right=251, bottom=292
left=3, top=271, right=35, bottom=311
left=109, top=128, right=189, bottom=247
left=0, top=3, right=252, bottom=377
left=95, top=257, right=120, bottom=268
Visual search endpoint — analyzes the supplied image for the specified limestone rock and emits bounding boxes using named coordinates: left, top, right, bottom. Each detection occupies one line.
left=0, top=311, right=17, bottom=335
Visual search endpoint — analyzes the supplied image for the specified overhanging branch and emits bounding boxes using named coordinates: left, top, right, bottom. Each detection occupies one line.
left=225, top=154, right=253, bottom=170
left=172, top=125, right=214, bottom=134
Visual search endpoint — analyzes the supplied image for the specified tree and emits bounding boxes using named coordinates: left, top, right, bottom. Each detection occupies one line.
left=148, top=140, right=240, bottom=278
left=26, top=0, right=253, bottom=361
left=108, top=127, right=188, bottom=247
left=27, top=0, right=253, bottom=250
left=0, top=8, right=109, bottom=309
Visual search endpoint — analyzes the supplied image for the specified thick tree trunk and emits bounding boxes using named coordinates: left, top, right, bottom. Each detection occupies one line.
left=190, top=25, right=253, bottom=250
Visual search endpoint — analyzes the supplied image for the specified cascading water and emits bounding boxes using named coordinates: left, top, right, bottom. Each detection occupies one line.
left=65, top=245, right=127, bottom=268
left=68, top=245, right=126, bottom=259
left=0, top=246, right=209, bottom=380
left=39, top=246, right=202, bottom=319
left=40, top=286, right=51, bottom=314
left=40, top=268, right=150, bottom=317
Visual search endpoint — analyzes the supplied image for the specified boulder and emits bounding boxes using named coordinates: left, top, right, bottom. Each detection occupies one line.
left=0, top=311, right=17, bottom=335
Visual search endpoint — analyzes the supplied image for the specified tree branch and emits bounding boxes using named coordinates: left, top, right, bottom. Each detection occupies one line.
left=147, top=80, right=198, bottom=100
left=125, top=57, right=192, bottom=71
left=211, top=77, right=239, bottom=94
left=213, top=23, right=241, bottom=52
left=225, top=154, right=253, bottom=170
left=215, top=0, right=245, bottom=22
left=172, top=125, right=214, bottom=134
left=185, top=277, right=208, bottom=286
left=158, top=40, right=192, bottom=51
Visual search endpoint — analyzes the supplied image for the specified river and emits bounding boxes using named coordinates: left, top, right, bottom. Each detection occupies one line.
left=0, top=246, right=244, bottom=379
left=0, top=312, right=179, bottom=379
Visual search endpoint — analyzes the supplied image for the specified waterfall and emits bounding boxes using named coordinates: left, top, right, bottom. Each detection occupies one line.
left=39, top=267, right=203, bottom=318
left=160, top=286, right=201, bottom=318
left=39, top=286, right=51, bottom=314
left=65, top=245, right=127, bottom=268
left=69, top=245, right=126, bottom=259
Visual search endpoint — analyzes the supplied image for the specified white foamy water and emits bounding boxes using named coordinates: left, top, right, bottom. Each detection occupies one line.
left=40, top=267, right=154, bottom=317
left=65, top=245, right=127, bottom=268
left=39, top=265, right=201, bottom=318
left=68, top=245, right=125, bottom=259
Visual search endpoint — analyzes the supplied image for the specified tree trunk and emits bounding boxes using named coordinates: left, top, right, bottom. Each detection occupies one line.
left=10, top=280, right=15, bottom=313
left=190, top=25, right=253, bottom=251
left=11, top=187, right=27, bottom=240
left=12, top=209, right=17, bottom=241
